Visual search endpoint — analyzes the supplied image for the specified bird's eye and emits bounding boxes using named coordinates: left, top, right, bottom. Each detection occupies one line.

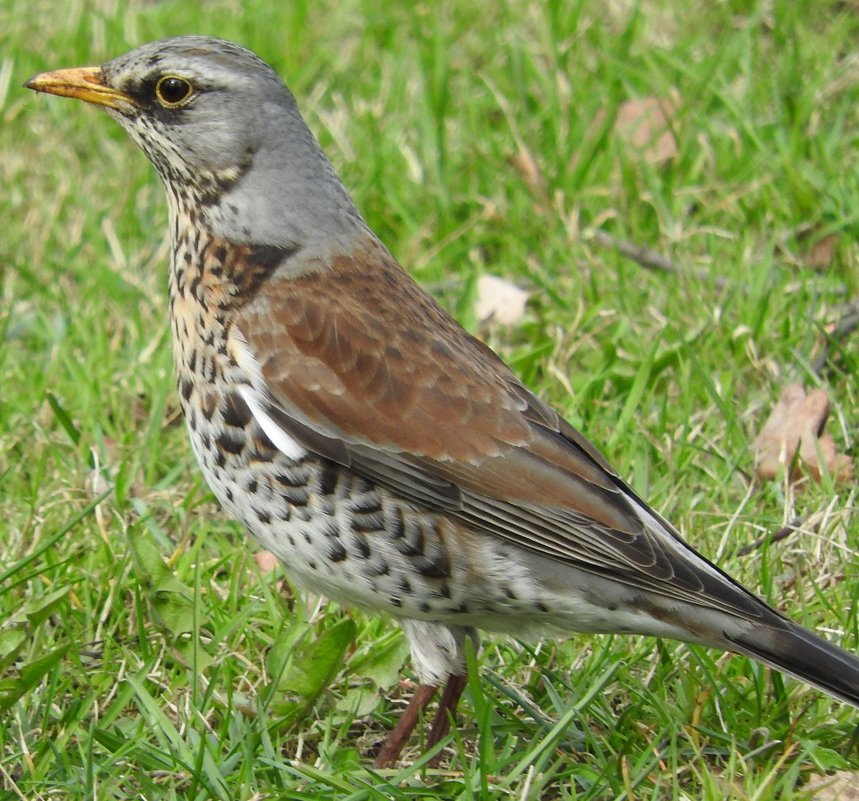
left=155, top=75, right=194, bottom=107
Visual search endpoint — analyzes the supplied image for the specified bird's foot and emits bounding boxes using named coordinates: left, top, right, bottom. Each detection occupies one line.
left=373, top=683, right=438, bottom=768
left=373, top=673, right=467, bottom=768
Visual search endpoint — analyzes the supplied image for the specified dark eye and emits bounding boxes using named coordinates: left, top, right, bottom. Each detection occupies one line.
left=155, top=75, right=193, bottom=107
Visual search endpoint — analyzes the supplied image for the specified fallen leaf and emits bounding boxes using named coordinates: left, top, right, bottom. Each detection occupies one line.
left=804, top=233, right=840, bottom=270
left=474, top=274, right=529, bottom=326
left=804, top=770, right=859, bottom=800
left=796, top=223, right=841, bottom=271
left=753, top=383, right=853, bottom=484
left=612, top=95, right=678, bottom=165
left=778, top=223, right=841, bottom=271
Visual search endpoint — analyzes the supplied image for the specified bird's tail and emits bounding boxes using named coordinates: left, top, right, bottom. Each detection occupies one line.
left=725, top=618, right=859, bottom=708
left=628, top=499, right=859, bottom=709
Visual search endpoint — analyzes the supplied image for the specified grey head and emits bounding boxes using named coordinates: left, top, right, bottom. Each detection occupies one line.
left=89, top=37, right=368, bottom=253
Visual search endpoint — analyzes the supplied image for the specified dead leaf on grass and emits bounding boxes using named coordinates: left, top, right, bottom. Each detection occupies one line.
left=610, top=94, right=679, bottom=165
left=753, top=383, right=853, bottom=484
left=796, top=223, right=841, bottom=271
left=803, top=232, right=840, bottom=270
left=474, top=274, right=530, bottom=326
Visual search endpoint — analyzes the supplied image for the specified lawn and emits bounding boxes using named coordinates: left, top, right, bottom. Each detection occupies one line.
left=2, top=0, right=858, bottom=798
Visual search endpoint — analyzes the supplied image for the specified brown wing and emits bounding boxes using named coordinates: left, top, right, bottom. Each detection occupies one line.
left=234, top=237, right=764, bottom=618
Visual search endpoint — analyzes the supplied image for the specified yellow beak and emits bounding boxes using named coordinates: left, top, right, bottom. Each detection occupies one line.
left=25, top=66, right=137, bottom=111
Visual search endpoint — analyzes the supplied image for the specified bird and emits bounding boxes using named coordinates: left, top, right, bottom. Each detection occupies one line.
left=27, top=36, right=859, bottom=767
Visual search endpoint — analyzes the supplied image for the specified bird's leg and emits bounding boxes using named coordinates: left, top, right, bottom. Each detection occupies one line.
left=426, top=672, right=467, bottom=760
left=373, top=683, right=438, bottom=768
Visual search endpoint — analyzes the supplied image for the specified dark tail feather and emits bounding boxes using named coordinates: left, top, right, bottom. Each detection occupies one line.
left=728, top=621, right=859, bottom=708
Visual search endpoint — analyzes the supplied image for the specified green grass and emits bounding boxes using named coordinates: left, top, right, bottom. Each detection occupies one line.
left=3, top=0, right=858, bottom=798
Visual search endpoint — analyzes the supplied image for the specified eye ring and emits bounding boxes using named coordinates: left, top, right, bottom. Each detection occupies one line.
left=155, top=75, right=194, bottom=107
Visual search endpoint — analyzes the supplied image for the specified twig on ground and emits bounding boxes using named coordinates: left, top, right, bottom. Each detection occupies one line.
left=589, top=229, right=731, bottom=290
left=737, top=516, right=809, bottom=557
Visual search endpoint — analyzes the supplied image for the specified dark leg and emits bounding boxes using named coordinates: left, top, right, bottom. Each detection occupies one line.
left=373, top=683, right=438, bottom=768
left=426, top=673, right=467, bottom=758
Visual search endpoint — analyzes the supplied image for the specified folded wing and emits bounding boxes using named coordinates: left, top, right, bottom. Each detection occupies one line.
left=233, top=239, right=773, bottom=624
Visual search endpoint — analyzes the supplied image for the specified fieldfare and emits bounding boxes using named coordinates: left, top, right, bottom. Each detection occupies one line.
left=27, top=37, right=859, bottom=767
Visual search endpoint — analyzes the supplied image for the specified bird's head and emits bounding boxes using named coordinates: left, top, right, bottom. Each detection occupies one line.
left=27, top=36, right=366, bottom=251
left=27, top=37, right=296, bottom=183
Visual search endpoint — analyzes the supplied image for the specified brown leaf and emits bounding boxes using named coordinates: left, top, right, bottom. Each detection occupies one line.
left=804, top=232, right=840, bottom=270
left=784, top=223, right=841, bottom=271
left=612, top=95, right=678, bottom=165
left=796, top=223, right=841, bottom=271
left=753, top=383, right=854, bottom=484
